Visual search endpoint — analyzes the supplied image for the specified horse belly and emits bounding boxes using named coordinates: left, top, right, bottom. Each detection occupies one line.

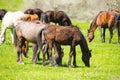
left=55, top=35, right=72, bottom=45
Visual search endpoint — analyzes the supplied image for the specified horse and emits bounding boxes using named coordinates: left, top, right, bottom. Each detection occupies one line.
left=87, top=11, right=120, bottom=43
left=0, top=9, right=7, bottom=20
left=25, top=14, right=39, bottom=21
left=39, top=25, right=92, bottom=67
left=13, top=21, right=63, bottom=65
left=24, top=8, right=43, bottom=20
left=41, top=10, right=72, bottom=26
left=0, top=11, right=27, bottom=44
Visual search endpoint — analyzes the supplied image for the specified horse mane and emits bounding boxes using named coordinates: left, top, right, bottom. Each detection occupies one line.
left=79, top=29, right=91, bottom=57
left=90, top=11, right=103, bottom=29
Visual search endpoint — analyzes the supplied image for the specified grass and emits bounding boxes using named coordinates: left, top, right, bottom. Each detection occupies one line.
left=0, top=21, right=120, bottom=80
left=0, top=0, right=120, bottom=80
left=0, top=0, right=23, bottom=11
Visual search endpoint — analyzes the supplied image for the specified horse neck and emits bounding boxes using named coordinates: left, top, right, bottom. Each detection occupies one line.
left=79, top=34, right=89, bottom=56
left=89, top=21, right=97, bottom=34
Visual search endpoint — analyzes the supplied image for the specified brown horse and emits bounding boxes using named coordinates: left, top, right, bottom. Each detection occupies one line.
left=25, top=14, right=39, bottom=21
left=41, top=10, right=72, bottom=26
left=0, top=9, right=7, bottom=20
left=24, top=8, right=43, bottom=20
left=13, top=21, right=63, bottom=65
left=87, top=11, right=120, bottom=43
left=39, top=25, right=92, bottom=67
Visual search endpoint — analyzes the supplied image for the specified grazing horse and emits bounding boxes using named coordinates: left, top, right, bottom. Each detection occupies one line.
left=13, top=22, right=63, bottom=65
left=41, top=10, right=72, bottom=26
left=24, top=8, right=43, bottom=20
left=0, top=9, right=7, bottom=20
left=25, top=14, right=39, bottom=21
left=39, top=25, right=92, bottom=67
left=0, top=11, right=27, bottom=44
left=87, top=11, right=120, bottom=43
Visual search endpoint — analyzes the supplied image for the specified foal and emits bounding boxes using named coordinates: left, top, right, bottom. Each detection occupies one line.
left=40, top=25, right=92, bottom=67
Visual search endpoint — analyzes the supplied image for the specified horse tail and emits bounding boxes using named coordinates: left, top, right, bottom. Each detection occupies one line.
left=38, top=28, right=46, bottom=48
left=13, top=29, right=17, bottom=47
left=90, top=11, right=103, bottom=28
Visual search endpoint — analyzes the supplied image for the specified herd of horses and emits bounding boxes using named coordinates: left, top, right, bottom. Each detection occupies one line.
left=0, top=8, right=120, bottom=68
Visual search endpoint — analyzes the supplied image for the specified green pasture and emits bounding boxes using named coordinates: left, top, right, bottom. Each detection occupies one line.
left=0, top=0, right=120, bottom=80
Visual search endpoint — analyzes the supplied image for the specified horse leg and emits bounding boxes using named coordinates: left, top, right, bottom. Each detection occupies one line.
left=109, top=27, right=113, bottom=43
left=53, top=43, right=63, bottom=66
left=117, top=23, right=120, bottom=44
left=103, top=28, right=106, bottom=43
left=16, top=38, right=24, bottom=64
left=73, top=46, right=77, bottom=67
left=0, top=27, right=6, bottom=43
left=22, top=41, right=29, bottom=58
left=68, top=45, right=75, bottom=68
left=99, top=27, right=104, bottom=43
left=32, top=44, right=38, bottom=63
left=48, top=41, right=53, bottom=66
left=42, top=43, right=49, bottom=66
left=33, top=36, right=43, bottom=64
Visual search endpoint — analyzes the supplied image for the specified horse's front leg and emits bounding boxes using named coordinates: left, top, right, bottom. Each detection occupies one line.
left=68, top=45, right=75, bottom=68
left=16, top=39, right=23, bottom=64
left=32, top=44, right=38, bottom=64
left=0, top=27, right=6, bottom=44
left=73, top=46, right=77, bottom=67
left=109, top=27, right=113, bottom=43
left=99, top=27, right=104, bottom=43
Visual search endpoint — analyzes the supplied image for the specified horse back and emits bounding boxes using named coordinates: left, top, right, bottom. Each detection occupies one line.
left=44, top=25, right=81, bottom=45
left=96, top=11, right=116, bottom=27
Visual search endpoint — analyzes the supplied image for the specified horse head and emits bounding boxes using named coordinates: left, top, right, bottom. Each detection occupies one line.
left=82, top=49, right=92, bottom=67
left=87, top=29, right=94, bottom=42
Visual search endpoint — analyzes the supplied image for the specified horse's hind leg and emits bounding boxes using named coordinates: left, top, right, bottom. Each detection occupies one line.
left=48, top=41, right=54, bottom=66
left=117, top=23, right=120, bottom=44
left=16, top=40, right=24, bottom=64
left=32, top=44, right=38, bottom=63
left=109, top=27, right=113, bottom=43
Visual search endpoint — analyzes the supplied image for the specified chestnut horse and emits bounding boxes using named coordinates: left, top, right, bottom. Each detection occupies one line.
left=87, top=11, right=120, bottom=43
left=41, top=10, right=72, bottom=26
left=25, top=14, right=39, bottom=21
left=13, top=22, right=63, bottom=65
left=24, top=8, right=43, bottom=20
left=0, top=9, right=7, bottom=20
left=39, top=25, right=92, bottom=67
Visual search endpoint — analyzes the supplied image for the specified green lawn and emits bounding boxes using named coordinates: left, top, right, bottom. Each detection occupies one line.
left=0, top=0, right=120, bottom=80
left=0, top=21, right=120, bottom=80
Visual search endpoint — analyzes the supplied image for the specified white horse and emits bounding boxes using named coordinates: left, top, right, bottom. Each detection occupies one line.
left=0, top=11, right=27, bottom=44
